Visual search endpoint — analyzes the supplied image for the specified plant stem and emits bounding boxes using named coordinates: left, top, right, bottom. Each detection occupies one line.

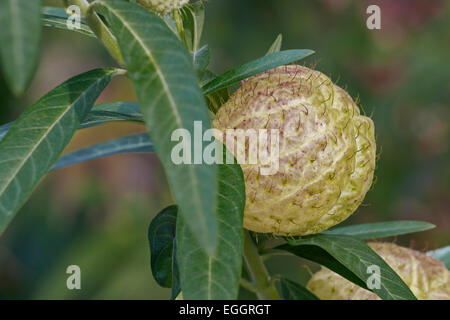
left=260, top=248, right=292, bottom=261
left=243, top=231, right=280, bottom=300
left=173, top=9, right=189, bottom=49
left=239, top=278, right=259, bottom=294
left=69, top=0, right=126, bottom=67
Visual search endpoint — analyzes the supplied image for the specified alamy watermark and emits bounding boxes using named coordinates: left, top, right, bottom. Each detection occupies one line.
left=366, top=264, right=381, bottom=290
left=366, top=5, right=381, bottom=30
left=66, top=5, right=81, bottom=31
left=66, top=265, right=81, bottom=290
left=171, top=121, right=280, bottom=175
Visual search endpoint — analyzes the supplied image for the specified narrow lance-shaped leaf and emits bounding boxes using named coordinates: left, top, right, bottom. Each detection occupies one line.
left=177, top=146, right=246, bottom=299
left=323, top=221, right=435, bottom=239
left=52, top=133, right=154, bottom=171
left=2, top=102, right=148, bottom=171
left=182, top=1, right=205, bottom=52
left=0, top=102, right=144, bottom=141
left=277, top=234, right=417, bottom=300
left=192, top=45, right=210, bottom=73
left=41, top=7, right=95, bottom=37
left=0, top=68, right=120, bottom=233
left=81, top=102, right=143, bottom=128
left=201, top=49, right=315, bottom=95
left=266, top=34, right=283, bottom=55
left=94, top=0, right=219, bottom=254
left=0, top=0, right=42, bottom=95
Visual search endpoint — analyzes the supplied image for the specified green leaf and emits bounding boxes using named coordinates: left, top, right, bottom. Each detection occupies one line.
left=428, top=246, right=450, bottom=270
left=170, top=239, right=181, bottom=300
left=323, top=221, right=436, bottom=239
left=192, top=45, right=210, bottom=73
left=0, top=123, right=13, bottom=142
left=1, top=102, right=144, bottom=141
left=147, top=205, right=181, bottom=299
left=2, top=102, right=148, bottom=171
left=199, top=71, right=230, bottom=113
left=199, top=69, right=217, bottom=88
left=93, top=0, right=219, bottom=254
left=0, top=68, right=120, bottom=234
left=176, top=147, right=246, bottom=299
left=2, top=101, right=147, bottom=171
left=277, top=234, right=417, bottom=300
left=201, top=49, right=315, bottom=95
left=182, top=1, right=205, bottom=52
left=0, top=0, right=42, bottom=95
left=42, top=7, right=95, bottom=37
left=162, top=15, right=179, bottom=39
left=266, top=34, right=283, bottom=55
left=148, top=205, right=178, bottom=288
left=52, top=133, right=154, bottom=170
left=277, top=243, right=365, bottom=288
left=81, top=102, right=143, bottom=128
left=274, top=277, right=318, bottom=300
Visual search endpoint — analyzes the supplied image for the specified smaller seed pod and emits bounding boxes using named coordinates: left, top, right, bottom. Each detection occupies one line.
left=138, top=0, right=190, bottom=13
left=307, top=242, right=450, bottom=300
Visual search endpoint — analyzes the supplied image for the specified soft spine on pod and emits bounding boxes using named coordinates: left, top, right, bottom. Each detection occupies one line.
left=213, top=65, right=376, bottom=236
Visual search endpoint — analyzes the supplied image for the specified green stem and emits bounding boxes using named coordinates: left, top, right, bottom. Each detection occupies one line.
left=69, top=0, right=125, bottom=67
left=239, top=278, right=258, bottom=294
left=243, top=231, right=280, bottom=300
left=173, top=9, right=189, bottom=49
left=260, top=248, right=291, bottom=261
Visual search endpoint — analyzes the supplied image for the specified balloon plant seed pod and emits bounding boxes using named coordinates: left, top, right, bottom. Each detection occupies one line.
left=213, top=65, right=376, bottom=236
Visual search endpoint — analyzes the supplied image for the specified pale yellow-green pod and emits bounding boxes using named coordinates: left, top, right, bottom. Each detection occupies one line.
left=213, top=65, right=376, bottom=236
left=307, top=242, right=450, bottom=300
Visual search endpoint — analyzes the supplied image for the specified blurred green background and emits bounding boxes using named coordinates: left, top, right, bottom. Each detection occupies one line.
left=0, top=0, right=448, bottom=299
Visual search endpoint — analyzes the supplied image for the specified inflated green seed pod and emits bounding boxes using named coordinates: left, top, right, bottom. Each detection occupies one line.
left=307, top=242, right=450, bottom=300
left=212, top=65, right=376, bottom=236
left=138, top=0, right=189, bottom=13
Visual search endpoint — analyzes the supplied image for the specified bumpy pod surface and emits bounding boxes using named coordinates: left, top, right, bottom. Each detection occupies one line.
left=138, top=0, right=189, bottom=13
left=213, top=65, right=376, bottom=235
left=307, top=242, right=450, bottom=300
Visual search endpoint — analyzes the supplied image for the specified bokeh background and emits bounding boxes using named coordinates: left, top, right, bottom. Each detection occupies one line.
left=0, top=0, right=448, bottom=299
